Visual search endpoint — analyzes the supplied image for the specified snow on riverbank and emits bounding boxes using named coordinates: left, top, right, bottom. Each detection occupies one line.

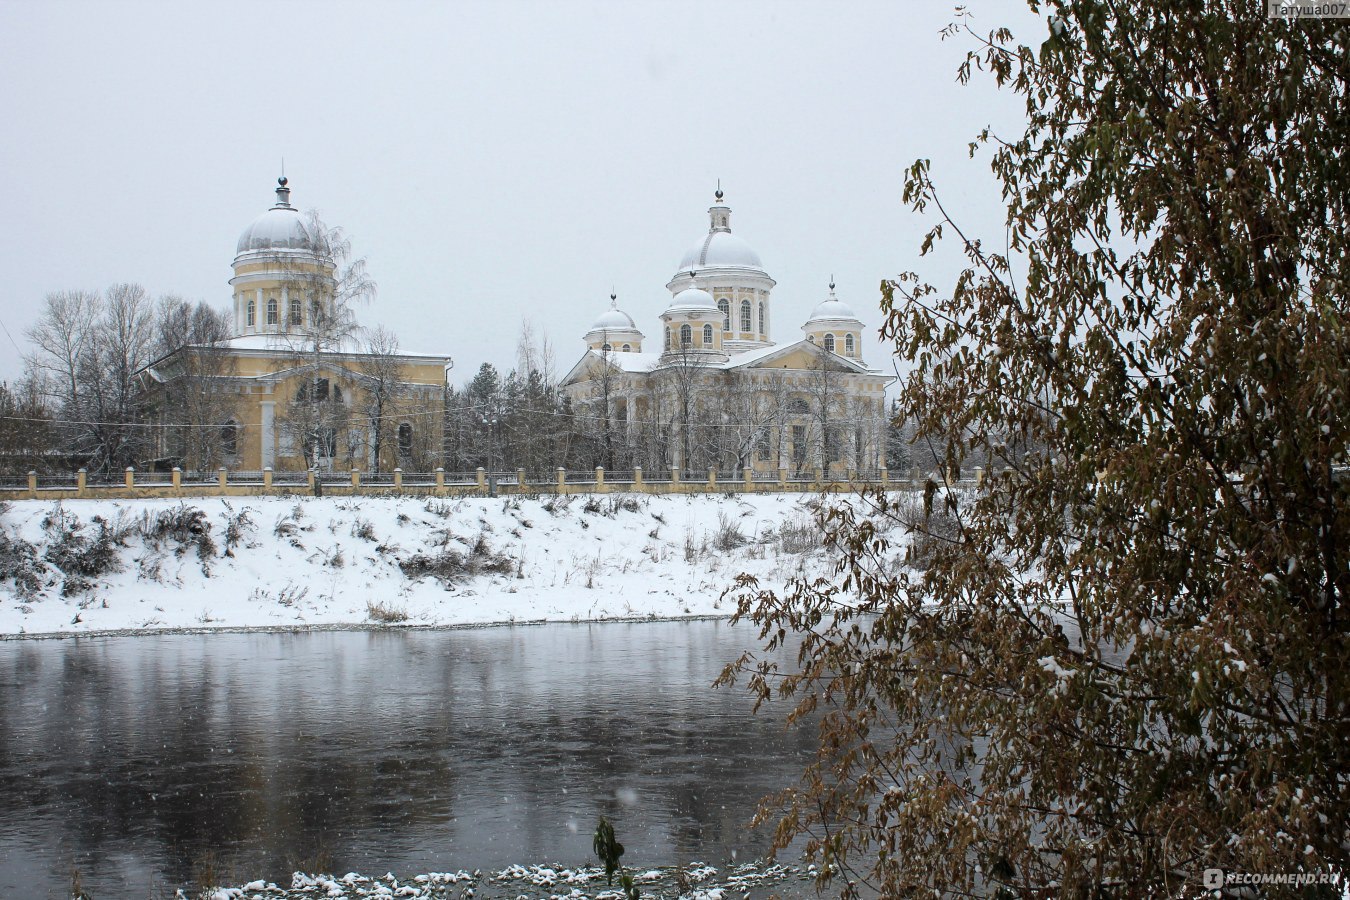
left=0, top=492, right=883, bottom=638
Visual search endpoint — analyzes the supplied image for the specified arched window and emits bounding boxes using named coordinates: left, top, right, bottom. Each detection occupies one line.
left=602, top=342, right=612, bottom=352
left=807, top=334, right=816, bottom=343
left=845, top=333, right=855, bottom=355
left=680, top=323, right=692, bottom=346
left=288, top=298, right=301, bottom=326
left=824, top=333, right=836, bottom=352
left=246, top=300, right=255, bottom=327
left=664, top=327, right=671, bottom=351
left=331, top=384, right=343, bottom=403
left=310, top=299, right=321, bottom=324
left=718, top=299, right=730, bottom=332
left=266, top=298, right=278, bottom=326
left=220, top=421, right=238, bottom=456
left=758, top=301, right=765, bottom=335
left=702, top=323, right=713, bottom=345
left=621, top=343, right=631, bottom=352
left=740, top=299, right=752, bottom=333
left=398, top=423, right=413, bottom=458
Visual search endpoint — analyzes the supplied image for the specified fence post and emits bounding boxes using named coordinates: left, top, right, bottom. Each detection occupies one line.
left=27, top=471, right=37, bottom=495
left=743, top=466, right=753, bottom=490
left=778, top=466, right=788, bottom=487
left=814, top=466, right=824, bottom=486
left=172, top=467, right=182, bottom=490
left=708, top=466, right=717, bottom=489
left=556, top=467, right=566, bottom=495
left=393, top=468, right=403, bottom=490
left=595, top=466, right=606, bottom=493
left=435, top=467, right=445, bottom=490
left=351, top=468, right=360, bottom=488
left=218, top=467, right=228, bottom=489
left=880, top=465, right=889, bottom=487
left=77, top=468, right=87, bottom=496
left=671, top=466, right=680, bottom=484
left=634, top=465, right=644, bottom=492
left=264, top=467, right=273, bottom=490
left=125, top=467, right=135, bottom=489
left=476, top=467, right=486, bottom=492
left=517, top=468, right=527, bottom=494
left=912, top=466, right=922, bottom=486
left=307, top=469, right=316, bottom=493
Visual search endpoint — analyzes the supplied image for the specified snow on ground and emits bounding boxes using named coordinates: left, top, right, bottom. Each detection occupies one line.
left=0, top=492, right=890, bottom=638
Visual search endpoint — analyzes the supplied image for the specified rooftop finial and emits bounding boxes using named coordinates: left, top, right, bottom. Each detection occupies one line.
left=274, top=173, right=292, bottom=208
left=610, top=290, right=617, bottom=307
left=714, top=179, right=724, bottom=202
left=829, top=275, right=835, bottom=291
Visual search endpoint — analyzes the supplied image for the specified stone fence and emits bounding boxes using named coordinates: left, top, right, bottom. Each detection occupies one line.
left=0, top=464, right=988, bottom=501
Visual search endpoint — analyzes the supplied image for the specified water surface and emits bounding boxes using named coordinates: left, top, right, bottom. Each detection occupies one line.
left=0, top=621, right=814, bottom=897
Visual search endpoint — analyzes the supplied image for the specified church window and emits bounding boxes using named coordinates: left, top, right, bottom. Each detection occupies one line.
left=621, top=343, right=631, bottom=352
left=310, top=299, right=321, bottom=324
left=664, top=327, right=671, bottom=351
left=758, top=301, right=765, bottom=335
left=289, top=298, right=301, bottom=326
left=845, top=333, right=855, bottom=355
left=680, top=324, right=692, bottom=346
left=266, top=298, right=278, bottom=326
left=740, top=299, right=751, bottom=333
left=718, top=299, right=730, bottom=332
left=702, top=323, right=713, bottom=345
left=807, top=334, right=815, bottom=343
left=220, top=421, right=238, bottom=456
left=602, top=342, right=612, bottom=352
left=331, top=384, right=343, bottom=403
left=246, top=300, right=255, bottom=327
left=398, top=423, right=413, bottom=459
left=824, top=333, right=836, bottom=353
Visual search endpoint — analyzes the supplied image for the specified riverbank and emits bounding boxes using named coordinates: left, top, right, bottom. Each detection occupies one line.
left=0, top=492, right=890, bottom=638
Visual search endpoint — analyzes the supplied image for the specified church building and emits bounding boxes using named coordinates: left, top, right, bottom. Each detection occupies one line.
left=560, top=190, right=893, bottom=476
left=139, top=178, right=453, bottom=473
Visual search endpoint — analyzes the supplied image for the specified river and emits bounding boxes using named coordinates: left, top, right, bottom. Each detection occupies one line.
left=0, top=621, right=816, bottom=898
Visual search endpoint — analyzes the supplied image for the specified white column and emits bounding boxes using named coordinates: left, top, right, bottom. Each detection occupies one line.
left=261, top=400, right=276, bottom=469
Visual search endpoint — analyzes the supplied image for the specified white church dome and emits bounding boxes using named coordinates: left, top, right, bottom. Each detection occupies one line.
left=235, top=177, right=312, bottom=255
left=678, top=231, right=764, bottom=271
left=806, top=287, right=862, bottom=324
left=590, top=306, right=637, bottom=331
left=666, top=286, right=717, bottom=314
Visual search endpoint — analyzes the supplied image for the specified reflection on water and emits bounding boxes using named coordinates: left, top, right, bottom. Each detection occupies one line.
left=0, top=621, right=813, bottom=898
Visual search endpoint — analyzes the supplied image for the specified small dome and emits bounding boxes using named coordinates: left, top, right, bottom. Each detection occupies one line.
left=678, top=231, right=764, bottom=272
left=806, top=293, right=861, bottom=324
left=666, top=286, right=717, bottom=314
left=236, top=207, right=311, bottom=254
left=235, top=178, right=314, bottom=256
left=590, top=306, right=637, bottom=331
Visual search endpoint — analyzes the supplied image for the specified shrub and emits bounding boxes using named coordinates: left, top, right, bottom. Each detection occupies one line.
left=0, top=528, right=46, bottom=599
left=351, top=517, right=377, bottom=542
left=142, top=505, right=216, bottom=562
left=42, top=507, right=125, bottom=596
left=366, top=600, right=408, bottom=623
left=713, top=512, right=747, bottom=551
left=777, top=512, right=819, bottom=555
left=399, top=534, right=514, bottom=585
left=218, top=502, right=255, bottom=556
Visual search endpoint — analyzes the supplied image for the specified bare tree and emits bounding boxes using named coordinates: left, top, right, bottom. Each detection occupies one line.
left=144, top=297, right=239, bottom=473
left=359, top=325, right=405, bottom=474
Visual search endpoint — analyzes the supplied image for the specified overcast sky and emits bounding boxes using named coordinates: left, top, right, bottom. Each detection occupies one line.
left=0, top=0, right=1042, bottom=388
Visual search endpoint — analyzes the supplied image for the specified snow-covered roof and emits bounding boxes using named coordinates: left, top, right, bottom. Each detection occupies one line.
left=665, top=286, right=718, bottom=314
left=561, top=340, right=891, bottom=388
left=804, top=287, right=863, bottom=325
left=677, top=230, right=764, bottom=272
left=208, top=334, right=450, bottom=360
